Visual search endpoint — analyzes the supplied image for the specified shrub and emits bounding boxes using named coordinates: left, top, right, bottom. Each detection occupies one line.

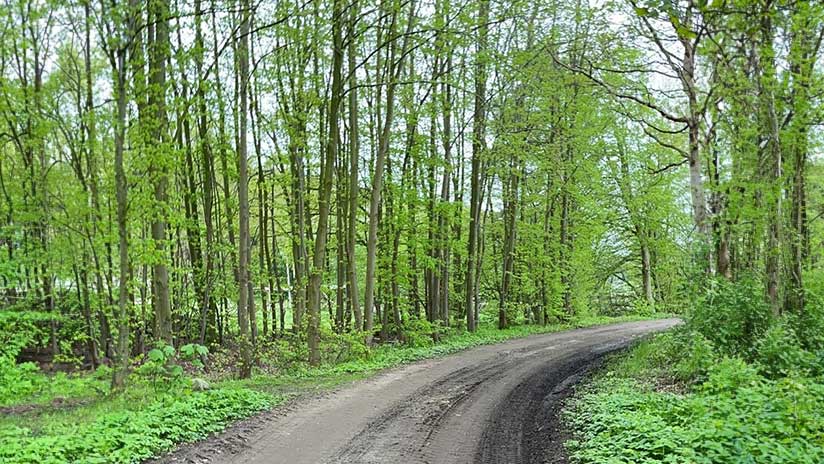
left=688, top=276, right=771, bottom=357
left=0, top=310, right=53, bottom=360
left=671, top=330, right=717, bottom=383
left=320, top=328, right=369, bottom=364
left=754, top=319, right=818, bottom=378
left=795, top=291, right=824, bottom=352
left=401, top=318, right=437, bottom=348
left=699, top=357, right=762, bottom=394
left=135, top=342, right=210, bottom=390
left=620, top=328, right=717, bottom=383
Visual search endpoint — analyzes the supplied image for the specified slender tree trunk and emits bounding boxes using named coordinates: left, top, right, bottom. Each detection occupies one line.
left=466, top=0, right=489, bottom=332
left=347, top=0, right=362, bottom=331
left=756, top=8, right=783, bottom=316
left=307, top=0, right=345, bottom=364
left=195, top=0, right=218, bottom=345
left=364, top=0, right=413, bottom=341
left=110, top=0, right=134, bottom=387
left=148, top=0, right=172, bottom=344
left=236, top=0, right=253, bottom=378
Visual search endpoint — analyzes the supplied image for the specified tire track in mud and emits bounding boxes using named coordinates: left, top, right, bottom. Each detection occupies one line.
left=329, top=357, right=515, bottom=463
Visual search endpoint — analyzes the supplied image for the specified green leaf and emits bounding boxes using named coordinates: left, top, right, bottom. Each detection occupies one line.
left=676, top=25, right=698, bottom=40
left=147, top=349, right=164, bottom=362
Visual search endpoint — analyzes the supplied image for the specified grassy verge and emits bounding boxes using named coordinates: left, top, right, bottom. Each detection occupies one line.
left=564, top=328, right=824, bottom=463
left=0, top=314, right=661, bottom=463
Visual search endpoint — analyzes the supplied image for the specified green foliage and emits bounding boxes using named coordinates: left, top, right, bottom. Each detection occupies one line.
left=401, top=318, right=438, bottom=348
left=136, top=342, right=210, bottom=390
left=567, top=288, right=824, bottom=464
left=0, top=361, right=109, bottom=408
left=670, top=331, right=717, bottom=383
left=566, top=373, right=824, bottom=464
left=0, top=310, right=54, bottom=361
left=252, top=337, right=308, bottom=373
left=754, top=319, right=818, bottom=379
left=136, top=343, right=184, bottom=389
left=795, top=290, right=824, bottom=352
left=0, top=388, right=274, bottom=464
left=320, top=328, right=370, bottom=364
left=688, top=276, right=771, bottom=357
left=0, top=361, right=43, bottom=406
left=179, top=343, right=209, bottom=362
left=608, top=328, right=717, bottom=384
left=566, top=343, right=824, bottom=464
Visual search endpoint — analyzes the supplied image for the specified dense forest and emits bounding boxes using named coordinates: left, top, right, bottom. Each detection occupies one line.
left=1, top=0, right=824, bottom=461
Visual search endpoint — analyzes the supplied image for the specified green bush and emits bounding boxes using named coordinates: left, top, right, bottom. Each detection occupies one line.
left=671, top=330, right=717, bottom=383
left=754, top=319, right=818, bottom=378
left=320, top=328, right=370, bottom=364
left=688, top=276, right=771, bottom=357
left=134, top=342, right=210, bottom=390
left=613, top=328, right=717, bottom=384
left=401, top=318, right=437, bottom=348
left=698, top=357, right=762, bottom=394
left=795, top=292, right=824, bottom=352
left=0, top=360, right=109, bottom=407
left=0, top=310, right=54, bottom=360
left=567, top=300, right=824, bottom=464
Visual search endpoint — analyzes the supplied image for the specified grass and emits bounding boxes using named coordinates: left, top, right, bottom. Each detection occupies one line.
left=0, top=313, right=665, bottom=463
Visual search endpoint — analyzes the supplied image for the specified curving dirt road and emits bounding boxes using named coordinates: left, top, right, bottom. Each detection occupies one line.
left=160, top=319, right=679, bottom=464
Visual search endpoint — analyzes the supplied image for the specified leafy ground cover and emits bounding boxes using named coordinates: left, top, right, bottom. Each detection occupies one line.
left=1, top=387, right=274, bottom=464
left=565, top=280, right=824, bottom=464
left=0, top=314, right=657, bottom=464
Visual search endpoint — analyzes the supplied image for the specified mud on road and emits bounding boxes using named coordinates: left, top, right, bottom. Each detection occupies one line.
left=155, top=319, right=680, bottom=464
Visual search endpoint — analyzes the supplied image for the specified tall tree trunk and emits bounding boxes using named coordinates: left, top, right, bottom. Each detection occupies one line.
left=364, top=0, right=413, bottom=342
left=236, top=0, right=253, bottom=378
left=195, top=0, right=218, bottom=345
left=757, top=7, right=783, bottom=316
left=466, top=0, right=489, bottom=332
left=499, top=159, right=519, bottom=329
left=148, top=0, right=172, bottom=344
left=307, top=0, right=345, bottom=364
left=438, top=50, right=453, bottom=327
left=347, top=0, right=362, bottom=331
left=110, top=0, right=134, bottom=388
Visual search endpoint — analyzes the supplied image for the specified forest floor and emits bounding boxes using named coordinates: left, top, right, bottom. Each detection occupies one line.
left=154, top=319, right=680, bottom=464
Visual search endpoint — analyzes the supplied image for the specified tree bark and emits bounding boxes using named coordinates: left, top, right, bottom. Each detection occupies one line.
left=236, top=0, right=253, bottom=378
left=466, top=0, right=489, bottom=332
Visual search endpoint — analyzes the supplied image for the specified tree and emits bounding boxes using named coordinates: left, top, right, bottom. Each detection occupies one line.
left=236, top=0, right=253, bottom=377
left=466, top=0, right=490, bottom=332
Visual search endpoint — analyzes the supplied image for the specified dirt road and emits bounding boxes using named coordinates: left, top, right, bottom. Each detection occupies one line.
left=162, top=319, right=679, bottom=464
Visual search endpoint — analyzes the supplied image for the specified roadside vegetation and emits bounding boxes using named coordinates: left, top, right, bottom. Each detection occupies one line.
left=1, top=314, right=651, bottom=463
left=565, top=277, right=824, bottom=464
